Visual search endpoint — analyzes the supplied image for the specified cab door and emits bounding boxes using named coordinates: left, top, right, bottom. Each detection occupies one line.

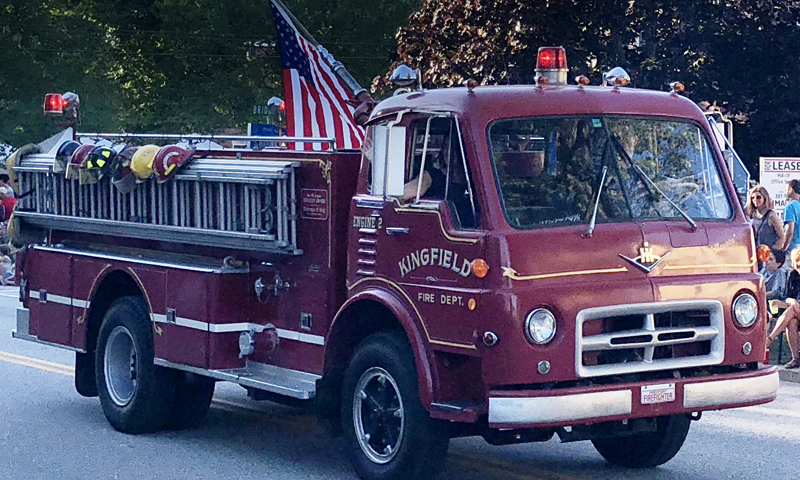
left=373, top=115, right=486, bottom=351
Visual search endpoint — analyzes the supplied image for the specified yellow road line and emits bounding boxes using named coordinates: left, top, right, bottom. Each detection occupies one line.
left=0, top=351, right=73, bottom=376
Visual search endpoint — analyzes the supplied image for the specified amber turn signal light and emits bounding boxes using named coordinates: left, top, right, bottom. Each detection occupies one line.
left=756, top=245, right=771, bottom=263
left=472, top=258, right=489, bottom=278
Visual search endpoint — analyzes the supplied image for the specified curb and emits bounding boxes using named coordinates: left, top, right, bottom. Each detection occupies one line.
left=778, top=367, right=800, bottom=383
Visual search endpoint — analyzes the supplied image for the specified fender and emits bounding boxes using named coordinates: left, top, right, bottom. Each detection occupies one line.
left=329, top=284, right=438, bottom=408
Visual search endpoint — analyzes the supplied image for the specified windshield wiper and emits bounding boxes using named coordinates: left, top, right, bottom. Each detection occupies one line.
left=603, top=125, right=697, bottom=231
left=630, top=164, right=697, bottom=231
left=584, top=165, right=608, bottom=238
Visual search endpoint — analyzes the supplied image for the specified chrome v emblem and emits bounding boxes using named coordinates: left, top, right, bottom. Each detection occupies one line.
left=619, top=242, right=670, bottom=273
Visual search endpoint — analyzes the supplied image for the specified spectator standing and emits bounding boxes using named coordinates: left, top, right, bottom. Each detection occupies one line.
left=745, top=185, right=785, bottom=251
left=0, top=187, right=16, bottom=221
left=782, top=180, right=800, bottom=258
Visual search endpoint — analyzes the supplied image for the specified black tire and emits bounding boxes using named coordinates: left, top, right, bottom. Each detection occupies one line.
left=341, top=331, right=450, bottom=480
left=95, top=296, right=175, bottom=434
left=591, top=414, right=691, bottom=468
left=164, top=372, right=215, bottom=430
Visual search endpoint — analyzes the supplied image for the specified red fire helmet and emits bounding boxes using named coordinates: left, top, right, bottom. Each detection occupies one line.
left=66, top=144, right=95, bottom=180
left=153, top=145, right=195, bottom=183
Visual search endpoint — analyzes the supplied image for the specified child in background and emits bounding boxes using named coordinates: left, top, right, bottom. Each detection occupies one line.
left=0, top=245, right=14, bottom=286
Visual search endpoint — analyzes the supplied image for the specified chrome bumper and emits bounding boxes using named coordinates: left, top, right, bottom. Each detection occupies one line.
left=488, top=370, right=779, bottom=426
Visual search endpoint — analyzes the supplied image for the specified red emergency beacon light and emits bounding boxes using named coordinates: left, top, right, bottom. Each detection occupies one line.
left=535, top=46, right=568, bottom=85
left=43, top=93, right=68, bottom=115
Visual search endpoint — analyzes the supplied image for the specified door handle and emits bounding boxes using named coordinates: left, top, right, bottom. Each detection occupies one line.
left=386, top=227, right=410, bottom=235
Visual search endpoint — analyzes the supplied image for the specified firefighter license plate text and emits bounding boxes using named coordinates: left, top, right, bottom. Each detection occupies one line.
left=641, top=383, right=676, bottom=404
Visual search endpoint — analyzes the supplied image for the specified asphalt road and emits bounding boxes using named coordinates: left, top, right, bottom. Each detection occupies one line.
left=1, top=284, right=798, bottom=480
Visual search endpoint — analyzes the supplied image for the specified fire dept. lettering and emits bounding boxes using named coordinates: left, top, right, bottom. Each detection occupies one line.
left=398, top=248, right=472, bottom=278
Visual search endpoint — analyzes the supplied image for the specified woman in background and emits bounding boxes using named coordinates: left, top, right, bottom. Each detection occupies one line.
left=745, top=185, right=784, bottom=252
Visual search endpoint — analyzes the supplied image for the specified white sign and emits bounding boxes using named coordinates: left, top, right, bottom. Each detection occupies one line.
left=759, top=157, right=800, bottom=219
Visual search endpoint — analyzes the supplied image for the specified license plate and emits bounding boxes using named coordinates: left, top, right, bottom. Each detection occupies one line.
left=641, top=383, right=676, bottom=404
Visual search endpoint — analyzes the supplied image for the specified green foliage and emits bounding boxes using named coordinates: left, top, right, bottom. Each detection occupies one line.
left=386, top=0, right=800, bottom=172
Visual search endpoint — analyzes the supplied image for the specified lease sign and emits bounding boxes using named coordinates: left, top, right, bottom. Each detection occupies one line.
left=760, top=157, right=800, bottom=219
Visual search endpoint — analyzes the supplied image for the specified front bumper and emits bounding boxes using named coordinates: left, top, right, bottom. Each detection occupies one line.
left=488, top=366, right=778, bottom=428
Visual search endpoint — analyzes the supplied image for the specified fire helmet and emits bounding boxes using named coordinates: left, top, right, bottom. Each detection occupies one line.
left=130, top=145, right=160, bottom=180
left=85, top=146, right=115, bottom=173
left=111, top=146, right=138, bottom=194
left=54, top=141, right=80, bottom=174
left=66, top=144, right=94, bottom=180
left=153, top=145, right=195, bottom=183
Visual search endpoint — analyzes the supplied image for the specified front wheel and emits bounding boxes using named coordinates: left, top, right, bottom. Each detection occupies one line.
left=341, top=332, right=449, bottom=480
left=95, top=296, right=175, bottom=434
left=591, top=414, right=691, bottom=468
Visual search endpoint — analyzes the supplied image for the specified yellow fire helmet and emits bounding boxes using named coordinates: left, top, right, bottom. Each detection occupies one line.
left=130, top=144, right=160, bottom=180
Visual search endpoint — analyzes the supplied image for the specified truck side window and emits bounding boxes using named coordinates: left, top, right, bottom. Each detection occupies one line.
left=404, top=117, right=481, bottom=229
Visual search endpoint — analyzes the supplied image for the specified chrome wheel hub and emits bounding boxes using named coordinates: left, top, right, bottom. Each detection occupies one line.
left=352, top=367, right=404, bottom=464
left=104, top=326, right=138, bottom=407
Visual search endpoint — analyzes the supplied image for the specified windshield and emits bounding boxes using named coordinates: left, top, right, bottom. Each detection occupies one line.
left=489, top=116, right=732, bottom=229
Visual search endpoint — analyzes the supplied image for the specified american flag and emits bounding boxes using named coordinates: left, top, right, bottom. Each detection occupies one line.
left=270, top=0, right=365, bottom=151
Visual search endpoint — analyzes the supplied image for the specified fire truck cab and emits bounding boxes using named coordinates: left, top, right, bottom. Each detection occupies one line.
left=12, top=48, right=778, bottom=480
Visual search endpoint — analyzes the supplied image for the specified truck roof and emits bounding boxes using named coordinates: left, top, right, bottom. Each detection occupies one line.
left=371, top=84, right=708, bottom=126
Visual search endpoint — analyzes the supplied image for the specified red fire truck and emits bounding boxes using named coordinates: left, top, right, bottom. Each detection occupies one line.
left=12, top=48, right=777, bottom=480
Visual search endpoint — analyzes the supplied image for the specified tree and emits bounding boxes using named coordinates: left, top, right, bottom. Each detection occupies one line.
left=381, top=0, right=800, bottom=171
left=0, top=0, right=419, bottom=145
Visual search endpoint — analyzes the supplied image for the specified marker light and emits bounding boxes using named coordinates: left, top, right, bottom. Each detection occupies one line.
left=43, top=93, right=66, bottom=114
left=670, top=81, right=685, bottom=94
left=756, top=245, right=771, bottom=263
left=575, top=75, right=591, bottom=86
left=472, top=258, right=489, bottom=278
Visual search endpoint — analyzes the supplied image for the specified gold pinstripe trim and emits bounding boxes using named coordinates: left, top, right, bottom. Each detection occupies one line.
left=502, top=266, right=628, bottom=281
left=347, top=276, right=478, bottom=350
left=76, top=264, right=113, bottom=324
left=394, top=207, right=480, bottom=244
left=126, top=267, right=162, bottom=336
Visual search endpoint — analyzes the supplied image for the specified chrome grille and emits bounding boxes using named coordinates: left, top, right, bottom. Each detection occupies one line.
left=576, top=300, right=724, bottom=378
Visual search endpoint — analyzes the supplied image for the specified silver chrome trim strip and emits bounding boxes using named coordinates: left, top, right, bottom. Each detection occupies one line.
left=28, top=290, right=90, bottom=309
left=150, top=316, right=325, bottom=346
left=488, top=390, right=632, bottom=425
left=32, top=245, right=249, bottom=274
left=154, top=358, right=320, bottom=400
left=12, top=331, right=87, bottom=353
left=683, top=371, right=779, bottom=409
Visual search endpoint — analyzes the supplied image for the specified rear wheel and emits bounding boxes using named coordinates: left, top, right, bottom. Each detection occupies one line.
left=341, top=332, right=449, bottom=480
left=95, top=296, right=175, bottom=434
left=591, top=414, right=691, bottom=468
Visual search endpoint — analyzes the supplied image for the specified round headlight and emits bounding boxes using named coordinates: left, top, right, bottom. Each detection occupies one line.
left=525, top=308, right=557, bottom=344
left=733, top=293, right=758, bottom=328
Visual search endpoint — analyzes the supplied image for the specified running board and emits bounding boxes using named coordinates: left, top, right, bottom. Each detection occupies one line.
left=154, top=358, right=320, bottom=400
